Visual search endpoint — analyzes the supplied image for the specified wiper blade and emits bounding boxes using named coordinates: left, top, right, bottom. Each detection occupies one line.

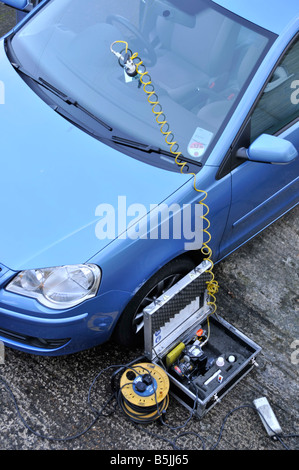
left=12, top=63, right=112, bottom=131
left=112, top=135, right=165, bottom=154
left=11, top=62, right=200, bottom=167
left=112, top=136, right=201, bottom=166
left=39, top=77, right=113, bottom=131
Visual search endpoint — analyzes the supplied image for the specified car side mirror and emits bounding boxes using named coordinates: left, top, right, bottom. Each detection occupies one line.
left=237, top=134, right=298, bottom=164
left=2, top=1, right=30, bottom=11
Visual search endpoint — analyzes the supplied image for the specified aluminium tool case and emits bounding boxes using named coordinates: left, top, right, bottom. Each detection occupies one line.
left=143, top=260, right=261, bottom=418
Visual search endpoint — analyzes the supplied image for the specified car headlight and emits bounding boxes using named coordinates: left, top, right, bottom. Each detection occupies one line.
left=6, top=264, right=101, bottom=310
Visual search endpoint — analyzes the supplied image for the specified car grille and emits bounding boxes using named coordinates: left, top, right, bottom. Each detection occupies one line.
left=0, top=326, right=70, bottom=350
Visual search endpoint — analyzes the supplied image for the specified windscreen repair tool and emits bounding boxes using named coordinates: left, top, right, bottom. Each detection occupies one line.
left=110, top=41, right=139, bottom=79
left=142, top=260, right=261, bottom=419
left=110, top=40, right=219, bottom=321
left=109, top=42, right=261, bottom=420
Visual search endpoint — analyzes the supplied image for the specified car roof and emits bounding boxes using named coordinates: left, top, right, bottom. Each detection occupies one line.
left=212, top=0, right=299, bottom=35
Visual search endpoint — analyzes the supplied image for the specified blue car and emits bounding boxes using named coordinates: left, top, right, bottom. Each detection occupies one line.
left=0, top=0, right=298, bottom=355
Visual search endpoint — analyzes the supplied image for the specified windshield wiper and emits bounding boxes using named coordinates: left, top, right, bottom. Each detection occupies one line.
left=12, top=63, right=113, bottom=132
left=111, top=136, right=201, bottom=167
left=11, top=62, right=200, bottom=167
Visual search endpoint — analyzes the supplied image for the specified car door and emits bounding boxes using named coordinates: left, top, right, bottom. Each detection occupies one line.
left=219, top=34, right=299, bottom=259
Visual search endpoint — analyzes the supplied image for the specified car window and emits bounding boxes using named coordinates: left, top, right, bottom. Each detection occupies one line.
left=251, top=36, right=299, bottom=142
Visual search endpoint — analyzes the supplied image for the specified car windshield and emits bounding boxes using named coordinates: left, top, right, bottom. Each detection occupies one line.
left=10, top=0, right=274, bottom=165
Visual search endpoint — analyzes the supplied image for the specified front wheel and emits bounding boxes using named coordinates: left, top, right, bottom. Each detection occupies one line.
left=113, top=258, right=195, bottom=347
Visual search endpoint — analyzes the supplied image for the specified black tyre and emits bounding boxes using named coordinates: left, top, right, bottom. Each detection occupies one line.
left=113, top=257, right=195, bottom=347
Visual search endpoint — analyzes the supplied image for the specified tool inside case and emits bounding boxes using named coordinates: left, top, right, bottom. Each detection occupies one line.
left=143, top=260, right=261, bottom=418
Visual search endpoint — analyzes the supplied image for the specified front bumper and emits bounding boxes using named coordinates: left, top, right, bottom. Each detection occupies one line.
left=0, top=265, right=131, bottom=355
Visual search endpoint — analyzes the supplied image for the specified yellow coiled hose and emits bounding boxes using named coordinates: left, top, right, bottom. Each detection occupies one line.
left=110, top=41, right=219, bottom=318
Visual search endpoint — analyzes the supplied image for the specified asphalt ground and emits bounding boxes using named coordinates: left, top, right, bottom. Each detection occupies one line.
left=0, top=3, right=298, bottom=455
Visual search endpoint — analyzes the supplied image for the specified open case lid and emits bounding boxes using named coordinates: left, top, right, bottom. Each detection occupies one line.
left=143, top=260, right=213, bottom=361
